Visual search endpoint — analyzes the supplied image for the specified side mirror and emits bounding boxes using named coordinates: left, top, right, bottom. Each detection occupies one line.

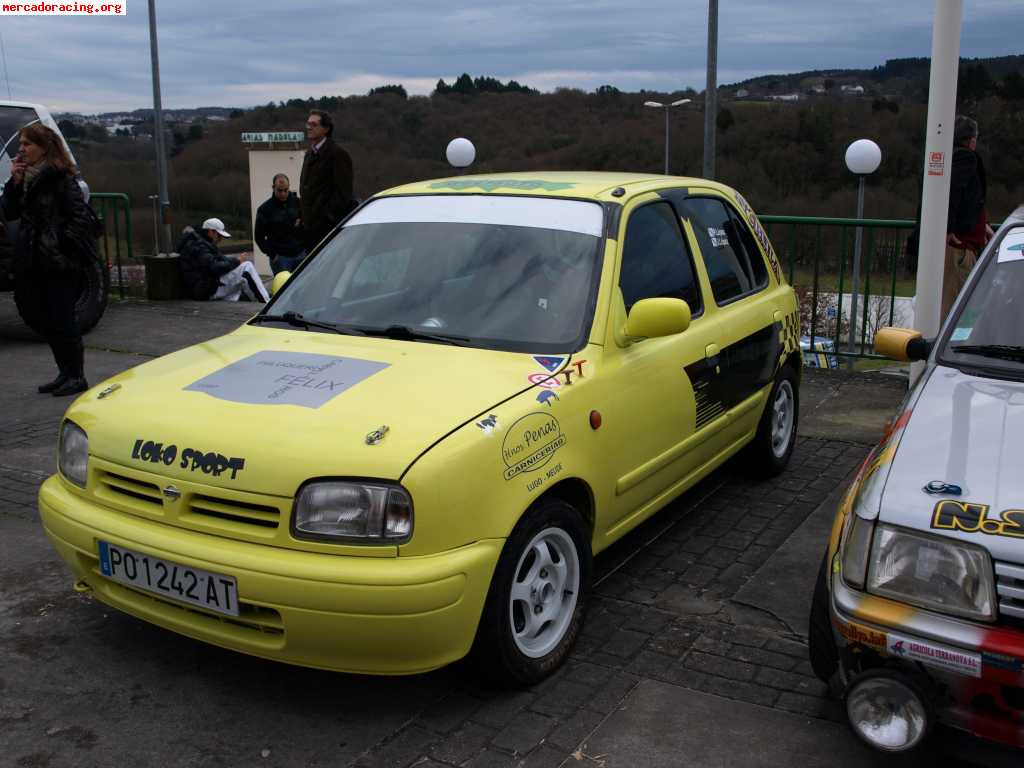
left=270, top=271, right=291, bottom=296
left=875, top=327, right=931, bottom=362
left=624, top=298, right=691, bottom=340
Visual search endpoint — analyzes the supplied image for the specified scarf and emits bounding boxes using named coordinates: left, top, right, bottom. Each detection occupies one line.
left=23, top=160, right=50, bottom=190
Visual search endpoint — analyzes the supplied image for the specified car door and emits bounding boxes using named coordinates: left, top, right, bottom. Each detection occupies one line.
left=676, top=193, right=783, bottom=446
left=599, top=196, right=726, bottom=538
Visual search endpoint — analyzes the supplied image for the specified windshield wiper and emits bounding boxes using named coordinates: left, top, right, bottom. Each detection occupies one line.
left=358, top=324, right=470, bottom=346
left=949, top=344, right=1024, bottom=361
left=250, top=311, right=360, bottom=335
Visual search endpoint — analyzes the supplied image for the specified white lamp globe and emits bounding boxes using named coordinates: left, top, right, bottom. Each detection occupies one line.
left=845, top=139, right=882, bottom=175
left=446, top=138, right=476, bottom=168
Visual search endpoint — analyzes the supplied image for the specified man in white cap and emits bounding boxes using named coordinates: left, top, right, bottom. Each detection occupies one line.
left=177, top=217, right=270, bottom=302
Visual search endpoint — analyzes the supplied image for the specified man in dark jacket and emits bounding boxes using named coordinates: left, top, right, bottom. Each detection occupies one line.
left=299, top=110, right=355, bottom=250
left=255, top=173, right=305, bottom=274
left=177, top=218, right=269, bottom=302
left=943, top=115, right=994, bottom=319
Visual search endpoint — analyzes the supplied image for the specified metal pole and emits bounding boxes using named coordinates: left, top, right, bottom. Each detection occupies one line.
left=664, top=107, right=670, bottom=174
left=703, top=0, right=718, bottom=179
left=847, top=176, right=866, bottom=362
left=913, top=0, right=962, bottom=384
left=149, top=194, right=159, bottom=258
left=147, top=0, right=172, bottom=254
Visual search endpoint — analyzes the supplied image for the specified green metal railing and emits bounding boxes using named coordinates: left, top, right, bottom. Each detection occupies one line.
left=761, top=214, right=916, bottom=361
left=91, top=192, right=133, bottom=300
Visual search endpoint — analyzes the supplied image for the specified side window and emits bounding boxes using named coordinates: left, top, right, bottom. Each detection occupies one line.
left=682, top=197, right=767, bottom=305
left=619, top=201, right=702, bottom=314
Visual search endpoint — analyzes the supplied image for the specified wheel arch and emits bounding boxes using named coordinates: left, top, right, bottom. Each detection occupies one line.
left=533, top=477, right=595, bottom=538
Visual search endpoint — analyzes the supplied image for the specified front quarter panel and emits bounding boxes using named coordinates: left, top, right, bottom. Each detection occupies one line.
left=398, top=348, right=607, bottom=557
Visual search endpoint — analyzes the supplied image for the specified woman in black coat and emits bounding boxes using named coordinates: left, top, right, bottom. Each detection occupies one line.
left=2, top=123, right=97, bottom=396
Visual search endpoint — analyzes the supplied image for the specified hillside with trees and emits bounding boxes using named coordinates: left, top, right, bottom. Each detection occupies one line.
left=69, top=58, right=1024, bottom=255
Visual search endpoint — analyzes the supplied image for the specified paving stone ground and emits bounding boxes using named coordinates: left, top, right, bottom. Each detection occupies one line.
left=5, top=294, right=1011, bottom=767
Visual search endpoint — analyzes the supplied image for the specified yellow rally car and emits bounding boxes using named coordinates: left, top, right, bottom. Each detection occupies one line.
left=42, top=172, right=800, bottom=684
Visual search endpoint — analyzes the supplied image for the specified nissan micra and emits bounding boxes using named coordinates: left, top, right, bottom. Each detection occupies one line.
left=810, top=206, right=1024, bottom=753
left=43, top=172, right=800, bottom=684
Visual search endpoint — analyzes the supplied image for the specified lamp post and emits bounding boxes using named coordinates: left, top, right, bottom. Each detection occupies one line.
left=844, top=139, right=882, bottom=363
left=644, top=98, right=691, bottom=174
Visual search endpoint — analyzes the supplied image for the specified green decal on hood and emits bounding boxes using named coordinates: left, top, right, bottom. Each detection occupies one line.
left=429, top=179, right=577, bottom=192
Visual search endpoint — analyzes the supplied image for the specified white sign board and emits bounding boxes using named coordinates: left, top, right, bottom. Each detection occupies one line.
left=241, top=132, right=305, bottom=144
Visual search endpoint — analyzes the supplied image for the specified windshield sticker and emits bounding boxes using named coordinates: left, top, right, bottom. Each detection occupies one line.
left=950, top=327, right=971, bottom=341
left=537, top=390, right=559, bottom=407
left=708, top=227, right=729, bottom=248
left=502, top=413, right=566, bottom=480
left=476, top=414, right=499, bottom=435
left=131, top=438, right=245, bottom=479
left=184, top=351, right=389, bottom=409
left=428, top=179, right=577, bottom=192
left=931, top=500, right=1024, bottom=539
left=997, top=230, right=1024, bottom=263
left=533, top=355, right=566, bottom=373
left=887, top=633, right=981, bottom=678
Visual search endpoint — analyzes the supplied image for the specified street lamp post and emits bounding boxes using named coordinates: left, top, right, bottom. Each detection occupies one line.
left=844, top=139, right=882, bottom=363
left=643, top=98, right=691, bottom=175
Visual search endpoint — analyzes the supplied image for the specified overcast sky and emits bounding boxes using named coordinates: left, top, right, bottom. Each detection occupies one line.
left=0, top=1, right=1020, bottom=113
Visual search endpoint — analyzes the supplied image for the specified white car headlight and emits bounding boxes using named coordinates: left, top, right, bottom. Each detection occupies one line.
left=866, top=524, right=996, bottom=622
left=59, top=420, right=89, bottom=488
left=292, top=481, right=413, bottom=543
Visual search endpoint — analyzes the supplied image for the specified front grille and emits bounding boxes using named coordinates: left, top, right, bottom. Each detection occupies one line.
left=995, top=561, right=1024, bottom=625
left=188, top=494, right=280, bottom=529
left=97, top=470, right=163, bottom=509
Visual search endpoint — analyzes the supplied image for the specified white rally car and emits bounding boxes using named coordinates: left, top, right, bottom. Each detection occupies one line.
left=810, top=206, right=1024, bottom=754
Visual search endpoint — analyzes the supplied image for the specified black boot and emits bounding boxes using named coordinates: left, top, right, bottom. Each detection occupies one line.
left=52, top=340, right=88, bottom=397
left=38, top=341, right=70, bottom=393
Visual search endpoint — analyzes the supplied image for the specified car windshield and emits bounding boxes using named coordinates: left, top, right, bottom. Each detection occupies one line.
left=939, top=222, right=1024, bottom=378
left=265, top=195, right=605, bottom=353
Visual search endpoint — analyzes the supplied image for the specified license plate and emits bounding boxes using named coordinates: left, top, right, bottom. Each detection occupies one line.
left=98, top=541, right=239, bottom=617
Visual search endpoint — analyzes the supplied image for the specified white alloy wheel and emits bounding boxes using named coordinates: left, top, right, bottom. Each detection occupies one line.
left=770, top=379, right=795, bottom=459
left=508, top=527, right=581, bottom=658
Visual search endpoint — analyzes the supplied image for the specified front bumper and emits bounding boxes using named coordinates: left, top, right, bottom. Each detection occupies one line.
left=829, top=560, right=1024, bottom=748
left=40, top=475, right=502, bottom=675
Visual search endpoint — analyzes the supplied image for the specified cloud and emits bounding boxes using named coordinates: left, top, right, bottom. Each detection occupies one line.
left=0, top=0, right=1018, bottom=112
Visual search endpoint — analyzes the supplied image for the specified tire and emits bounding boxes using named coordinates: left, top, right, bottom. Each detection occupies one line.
left=13, top=255, right=109, bottom=335
left=808, top=551, right=839, bottom=683
left=747, top=363, right=798, bottom=476
left=472, top=498, right=591, bottom=686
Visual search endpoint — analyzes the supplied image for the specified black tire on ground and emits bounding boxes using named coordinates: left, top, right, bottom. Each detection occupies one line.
left=747, top=363, right=799, bottom=476
left=13, top=256, right=109, bottom=335
left=808, top=551, right=839, bottom=683
left=471, top=497, right=591, bottom=687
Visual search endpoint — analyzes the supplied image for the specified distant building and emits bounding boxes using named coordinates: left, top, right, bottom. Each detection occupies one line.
left=735, top=88, right=750, bottom=98
left=841, top=84, right=865, bottom=94
left=769, top=93, right=802, bottom=102
left=810, top=84, right=826, bottom=94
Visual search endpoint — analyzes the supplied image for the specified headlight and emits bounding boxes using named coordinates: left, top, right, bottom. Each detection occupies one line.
left=59, top=420, right=89, bottom=488
left=292, top=481, right=413, bottom=543
left=866, top=524, right=996, bottom=622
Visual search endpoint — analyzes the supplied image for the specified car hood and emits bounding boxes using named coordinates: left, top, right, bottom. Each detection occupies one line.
left=880, top=365, right=1024, bottom=564
left=70, top=326, right=554, bottom=496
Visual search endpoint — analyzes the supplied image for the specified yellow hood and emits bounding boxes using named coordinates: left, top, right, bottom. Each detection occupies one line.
left=69, top=326, right=547, bottom=496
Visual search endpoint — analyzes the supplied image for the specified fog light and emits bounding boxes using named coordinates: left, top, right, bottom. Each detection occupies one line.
left=845, top=670, right=931, bottom=753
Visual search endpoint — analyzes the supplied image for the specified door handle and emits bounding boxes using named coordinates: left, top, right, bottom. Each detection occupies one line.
left=705, top=343, right=720, bottom=369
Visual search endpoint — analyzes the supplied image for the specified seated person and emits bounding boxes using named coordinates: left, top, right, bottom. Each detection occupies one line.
left=177, top=218, right=269, bottom=302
